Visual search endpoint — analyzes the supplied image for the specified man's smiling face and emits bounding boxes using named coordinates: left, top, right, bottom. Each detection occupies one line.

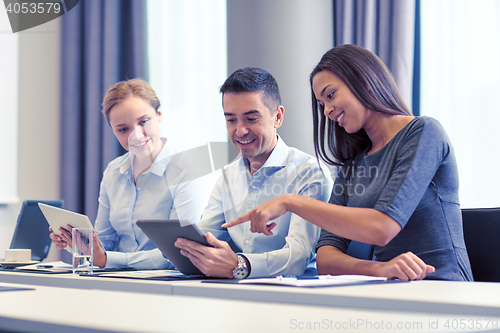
left=223, top=91, right=283, bottom=169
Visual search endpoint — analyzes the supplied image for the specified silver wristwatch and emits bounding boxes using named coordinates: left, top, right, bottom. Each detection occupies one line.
left=232, top=255, right=250, bottom=279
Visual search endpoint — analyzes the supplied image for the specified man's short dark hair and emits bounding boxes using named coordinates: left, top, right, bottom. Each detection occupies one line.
left=220, top=67, right=281, bottom=112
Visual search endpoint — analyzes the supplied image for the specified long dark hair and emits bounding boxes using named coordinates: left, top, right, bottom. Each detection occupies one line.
left=310, top=44, right=412, bottom=166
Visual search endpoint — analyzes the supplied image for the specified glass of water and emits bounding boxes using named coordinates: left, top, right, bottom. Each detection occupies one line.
left=72, top=227, right=94, bottom=275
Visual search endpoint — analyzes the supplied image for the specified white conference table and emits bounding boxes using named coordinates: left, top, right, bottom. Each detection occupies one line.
left=1, top=269, right=500, bottom=319
left=0, top=269, right=175, bottom=294
left=0, top=281, right=499, bottom=333
left=171, top=279, right=500, bottom=317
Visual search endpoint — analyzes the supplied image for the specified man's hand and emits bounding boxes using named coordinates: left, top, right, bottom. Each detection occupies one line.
left=174, top=232, right=239, bottom=278
left=374, top=252, right=435, bottom=281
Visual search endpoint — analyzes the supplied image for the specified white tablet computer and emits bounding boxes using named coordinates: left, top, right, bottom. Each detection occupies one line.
left=38, top=203, right=94, bottom=252
left=136, top=220, right=211, bottom=276
left=38, top=203, right=93, bottom=233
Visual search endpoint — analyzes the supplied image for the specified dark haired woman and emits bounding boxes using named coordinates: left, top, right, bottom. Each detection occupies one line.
left=224, top=45, right=472, bottom=281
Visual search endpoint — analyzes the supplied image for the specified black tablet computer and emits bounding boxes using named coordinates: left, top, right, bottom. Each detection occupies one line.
left=136, top=220, right=211, bottom=276
left=10, top=200, right=64, bottom=261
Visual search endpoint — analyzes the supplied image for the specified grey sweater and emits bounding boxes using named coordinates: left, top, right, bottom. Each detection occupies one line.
left=316, top=117, right=473, bottom=281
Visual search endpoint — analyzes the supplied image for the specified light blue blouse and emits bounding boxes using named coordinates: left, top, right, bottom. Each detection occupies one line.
left=95, top=139, right=213, bottom=269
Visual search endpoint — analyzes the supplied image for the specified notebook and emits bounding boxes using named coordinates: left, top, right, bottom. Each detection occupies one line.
left=9, top=200, right=64, bottom=261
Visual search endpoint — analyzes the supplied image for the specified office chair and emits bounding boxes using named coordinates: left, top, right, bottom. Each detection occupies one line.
left=462, top=207, right=500, bottom=282
left=347, top=240, right=374, bottom=260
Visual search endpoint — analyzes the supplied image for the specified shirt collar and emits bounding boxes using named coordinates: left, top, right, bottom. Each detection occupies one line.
left=261, top=135, right=288, bottom=168
left=239, top=135, right=288, bottom=172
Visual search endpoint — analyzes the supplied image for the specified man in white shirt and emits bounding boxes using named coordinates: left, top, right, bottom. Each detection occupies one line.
left=175, top=67, right=333, bottom=279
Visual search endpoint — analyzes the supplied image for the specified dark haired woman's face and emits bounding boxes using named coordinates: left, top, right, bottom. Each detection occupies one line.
left=312, top=71, right=370, bottom=134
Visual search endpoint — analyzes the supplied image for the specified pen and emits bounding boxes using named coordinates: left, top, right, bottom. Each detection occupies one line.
left=277, top=275, right=319, bottom=280
left=37, top=264, right=53, bottom=269
left=276, top=275, right=334, bottom=280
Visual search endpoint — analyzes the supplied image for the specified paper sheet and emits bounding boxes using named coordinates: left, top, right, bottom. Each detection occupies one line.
left=15, top=261, right=73, bottom=273
left=97, top=270, right=185, bottom=279
left=238, top=275, right=387, bottom=287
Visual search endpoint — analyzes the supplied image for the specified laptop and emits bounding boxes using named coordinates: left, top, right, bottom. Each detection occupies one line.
left=9, top=200, right=64, bottom=261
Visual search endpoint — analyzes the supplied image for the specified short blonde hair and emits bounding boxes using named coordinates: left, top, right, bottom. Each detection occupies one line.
left=102, top=78, right=160, bottom=122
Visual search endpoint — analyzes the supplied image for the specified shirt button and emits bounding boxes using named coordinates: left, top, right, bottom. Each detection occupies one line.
left=245, top=239, right=250, bottom=244
left=137, top=187, right=141, bottom=191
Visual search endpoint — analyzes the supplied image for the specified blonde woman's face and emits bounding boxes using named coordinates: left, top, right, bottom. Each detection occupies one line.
left=108, top=96, right=163, bottom=159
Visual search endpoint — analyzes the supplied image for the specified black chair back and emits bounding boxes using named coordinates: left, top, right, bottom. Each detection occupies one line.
left=347, top=240, right=374, bottom=261
left=462, top=207, right=500, bottom=282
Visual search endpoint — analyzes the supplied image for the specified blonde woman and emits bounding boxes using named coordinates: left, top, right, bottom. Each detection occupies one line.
left=51, top=78, right=210, bottom=269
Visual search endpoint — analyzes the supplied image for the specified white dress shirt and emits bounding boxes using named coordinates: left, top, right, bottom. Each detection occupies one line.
left=199, top=137, right=333, bottom=278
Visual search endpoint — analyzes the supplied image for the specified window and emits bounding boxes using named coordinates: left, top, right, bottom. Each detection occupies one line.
left=147, top=0, right=228, bottom=153
left=421, top=0, right=500, bottom=208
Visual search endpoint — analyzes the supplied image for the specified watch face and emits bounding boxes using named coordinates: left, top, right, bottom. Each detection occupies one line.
left=233, top=256, right=249, bottom=279
left=234, top=268, right=247, bottom=279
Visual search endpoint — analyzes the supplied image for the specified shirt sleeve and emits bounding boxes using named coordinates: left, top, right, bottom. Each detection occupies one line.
left=105, top=248, right=175, bottom=269
left=245, top=164, right=333, bottom=278
left=243, top=213, right=320, bottom=278
left=374, top=118, right=450, bottom=228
